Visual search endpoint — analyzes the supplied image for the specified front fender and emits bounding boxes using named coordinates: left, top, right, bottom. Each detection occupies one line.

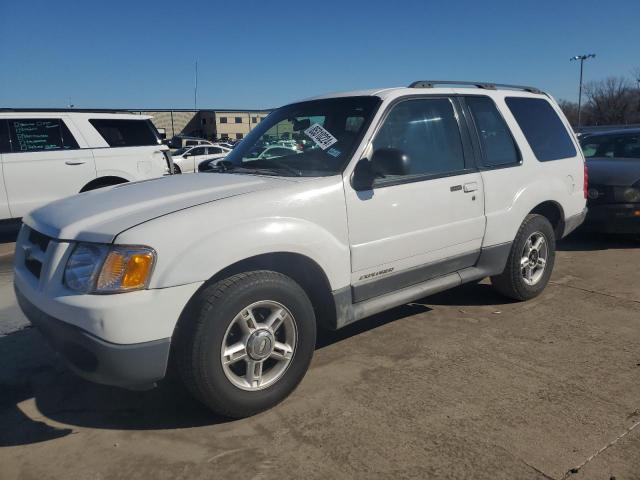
left=124, top=216, right=350, bottom=291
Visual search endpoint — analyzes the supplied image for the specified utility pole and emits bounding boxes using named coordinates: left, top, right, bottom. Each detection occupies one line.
left=570, top=54, right=595, bottom=127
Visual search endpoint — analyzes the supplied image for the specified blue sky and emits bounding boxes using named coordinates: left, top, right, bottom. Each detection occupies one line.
left=1, top=0, right=638, bottom=109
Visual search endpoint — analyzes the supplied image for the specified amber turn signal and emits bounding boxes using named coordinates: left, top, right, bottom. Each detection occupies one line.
left=96, top=246, right=156, bottom=292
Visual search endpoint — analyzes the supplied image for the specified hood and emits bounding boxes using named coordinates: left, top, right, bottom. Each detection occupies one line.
left=586, top=157, right=640, bottom=186
left=24, top=173, right=295, bottom=243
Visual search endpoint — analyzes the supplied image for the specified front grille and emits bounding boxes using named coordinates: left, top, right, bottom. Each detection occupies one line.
left=25, top=258, right=42, bottom=278
left=28, top=228, right=51, bottom=252
left=587, top=185, right=615, bottom=205
left=20, top=226, right=52, bottom=280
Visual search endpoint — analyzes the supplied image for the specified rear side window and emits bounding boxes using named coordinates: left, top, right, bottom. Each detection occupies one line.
left=8, top=118, right=79, bottom=152
left=582, top=134, right=640, bottom=159
left=466, top=96, right=519, bottom=167
left=505, top=98, right=576, bottom=161
left=0, top=120, right=10, bottom=153
left=89, top=119, right=158, bottom=147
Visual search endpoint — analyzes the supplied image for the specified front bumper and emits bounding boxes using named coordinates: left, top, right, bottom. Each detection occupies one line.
left=16, top=287, right=171, bottom=390
left=583, top=203, right=640, bottom=234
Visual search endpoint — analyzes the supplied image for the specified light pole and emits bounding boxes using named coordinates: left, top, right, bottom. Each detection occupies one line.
left=570, top=54, right=595, bottom=127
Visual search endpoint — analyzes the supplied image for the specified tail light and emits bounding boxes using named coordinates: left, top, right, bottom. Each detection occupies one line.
left=583, top=163, right=588, bottom=199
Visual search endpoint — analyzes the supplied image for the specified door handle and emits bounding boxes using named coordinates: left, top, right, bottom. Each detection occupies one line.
left=463, top=182, right=478, bottom=193
left=65, top=160, right=86, bottom=165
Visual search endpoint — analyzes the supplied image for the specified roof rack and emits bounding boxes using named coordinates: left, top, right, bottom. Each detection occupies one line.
left=408, top=80, right=543, bottom=94
left=0, top=108, right=131, bottom=113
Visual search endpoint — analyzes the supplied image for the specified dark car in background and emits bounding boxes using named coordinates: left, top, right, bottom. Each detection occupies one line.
left=580, top=128, right=640, bottom=234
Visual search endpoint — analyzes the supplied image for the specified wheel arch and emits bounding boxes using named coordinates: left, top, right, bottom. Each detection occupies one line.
left=179, top=252, right=338, bottom=332
left=80, top=176, right=129, bottom=192
left=528, top=200, right=565, bottom=239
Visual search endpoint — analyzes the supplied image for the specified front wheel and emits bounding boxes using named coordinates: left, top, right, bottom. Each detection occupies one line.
left=174, top=271, right=316, bottom=418
left=491, top=214, right=556, bottom=301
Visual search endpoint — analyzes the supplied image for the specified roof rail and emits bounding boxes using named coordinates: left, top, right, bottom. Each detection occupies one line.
left=0, top=108, right=132, bottom=113
left=408, top=80, right=543, bottom=94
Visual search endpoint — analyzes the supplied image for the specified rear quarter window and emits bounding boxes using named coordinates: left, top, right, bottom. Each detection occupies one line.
left=89, top=119, right=159, bottom=147
left=7, top=118, right=79, bottom=152
left=505, top=97, right=576, bottom=161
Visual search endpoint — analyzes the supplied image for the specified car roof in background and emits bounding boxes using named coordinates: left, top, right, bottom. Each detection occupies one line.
left=0, top=109, right=151, bottom=120
left=581, top=128, right=640, bottom=139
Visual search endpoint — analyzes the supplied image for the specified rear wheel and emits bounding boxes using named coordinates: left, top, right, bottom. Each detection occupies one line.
left=491, top=214, right=556, bottom=301
left=174, top=271, right=316, bottom=418
left=173, top=164, right=182, bottom=174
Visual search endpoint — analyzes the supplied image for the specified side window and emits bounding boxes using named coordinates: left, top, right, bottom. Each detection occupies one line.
left=8, top=118, right=79, bottom=152
left=505, top=97, right=576, bottom=161
left=466, top=96, right=519, bottom=168
left=0, top=120, right=11, bottom=153
left=581, top=136, right=614, bottom=158
left=190, top=147, right=206, bottom=156
left=371, top=98, right=465, bottom=182
left=620, top=135, right=640, bottom=158
left=208, top=147, right=222, bottom=154
left=89, top=119, right=158, bottom=147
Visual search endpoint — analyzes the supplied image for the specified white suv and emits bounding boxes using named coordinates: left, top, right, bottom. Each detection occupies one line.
left=14, top=82, right=587, bottom=418
left=0, top=110, right=172, bottom=220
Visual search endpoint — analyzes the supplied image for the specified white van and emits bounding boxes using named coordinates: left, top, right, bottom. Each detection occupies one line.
left=0, top=110, right=172, bottom=220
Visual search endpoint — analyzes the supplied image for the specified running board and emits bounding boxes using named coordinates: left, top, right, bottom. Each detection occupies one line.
left=330, top=243, right=512, bottom=330
left=351, top=272, right=461, bottom=323
left=332, top=265, right=497, bottom=329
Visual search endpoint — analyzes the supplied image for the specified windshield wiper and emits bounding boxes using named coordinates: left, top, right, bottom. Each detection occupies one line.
left=247, top=159, right=303, bottom=177
left=204, top=159, right=302, bottom=177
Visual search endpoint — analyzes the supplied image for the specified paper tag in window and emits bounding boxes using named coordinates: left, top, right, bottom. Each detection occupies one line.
left=304, top=123, right=337, bottom=150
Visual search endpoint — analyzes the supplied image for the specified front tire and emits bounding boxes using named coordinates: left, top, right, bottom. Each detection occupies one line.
left=491, top=214, right=556, bottom=301
left=174, top=271, right=316, bottom=418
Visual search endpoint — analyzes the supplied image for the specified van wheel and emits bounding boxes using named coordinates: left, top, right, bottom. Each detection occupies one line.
left=491, top=214, right=556, bottom=301
left=174, top=271, right=316, bottom=418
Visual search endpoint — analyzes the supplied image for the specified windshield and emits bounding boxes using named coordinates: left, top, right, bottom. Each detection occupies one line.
left=216, top=96, right=381, bottom=176
left=581, top=133, right=640, bottom=159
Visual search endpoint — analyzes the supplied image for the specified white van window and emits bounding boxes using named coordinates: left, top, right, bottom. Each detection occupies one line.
left=8, top=119, right=79, bottom=152
left=89, top=119, right=158, bottom=147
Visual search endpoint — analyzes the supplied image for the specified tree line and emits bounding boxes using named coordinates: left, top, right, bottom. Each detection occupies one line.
left=558, top=68, right=640, bottom=127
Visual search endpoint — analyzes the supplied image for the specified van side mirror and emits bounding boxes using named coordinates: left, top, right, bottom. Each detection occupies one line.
left=351, top=148, right=410, bottom=191
left=351, top=159, right=376, bottom=191
left=371, top=148, right=410, bottom=176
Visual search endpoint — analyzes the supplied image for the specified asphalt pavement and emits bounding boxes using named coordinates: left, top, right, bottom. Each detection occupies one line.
left=1, top=232, right=639, bottom=480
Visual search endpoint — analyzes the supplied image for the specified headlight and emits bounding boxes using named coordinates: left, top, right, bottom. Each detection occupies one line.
left=64, top=243, right=156, bottom=293
left=622, top=187, right=640, bottom=203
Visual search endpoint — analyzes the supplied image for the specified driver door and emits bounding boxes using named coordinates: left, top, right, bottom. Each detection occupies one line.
left=344, top=97, right=485, bottom=299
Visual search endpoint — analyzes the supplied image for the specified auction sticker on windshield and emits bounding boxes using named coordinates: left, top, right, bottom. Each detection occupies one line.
left=304, top=123, right=338, bottom=150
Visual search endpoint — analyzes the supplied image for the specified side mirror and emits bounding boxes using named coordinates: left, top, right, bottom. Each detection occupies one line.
left=371, top=148, right=410, bottom=176
left=351, top=159, right=377, bottom=191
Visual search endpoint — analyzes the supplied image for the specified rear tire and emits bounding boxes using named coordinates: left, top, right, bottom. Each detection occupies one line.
left=174, top=271, right=316, bottom=418
left=491, top=214, right=556, bottom=301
